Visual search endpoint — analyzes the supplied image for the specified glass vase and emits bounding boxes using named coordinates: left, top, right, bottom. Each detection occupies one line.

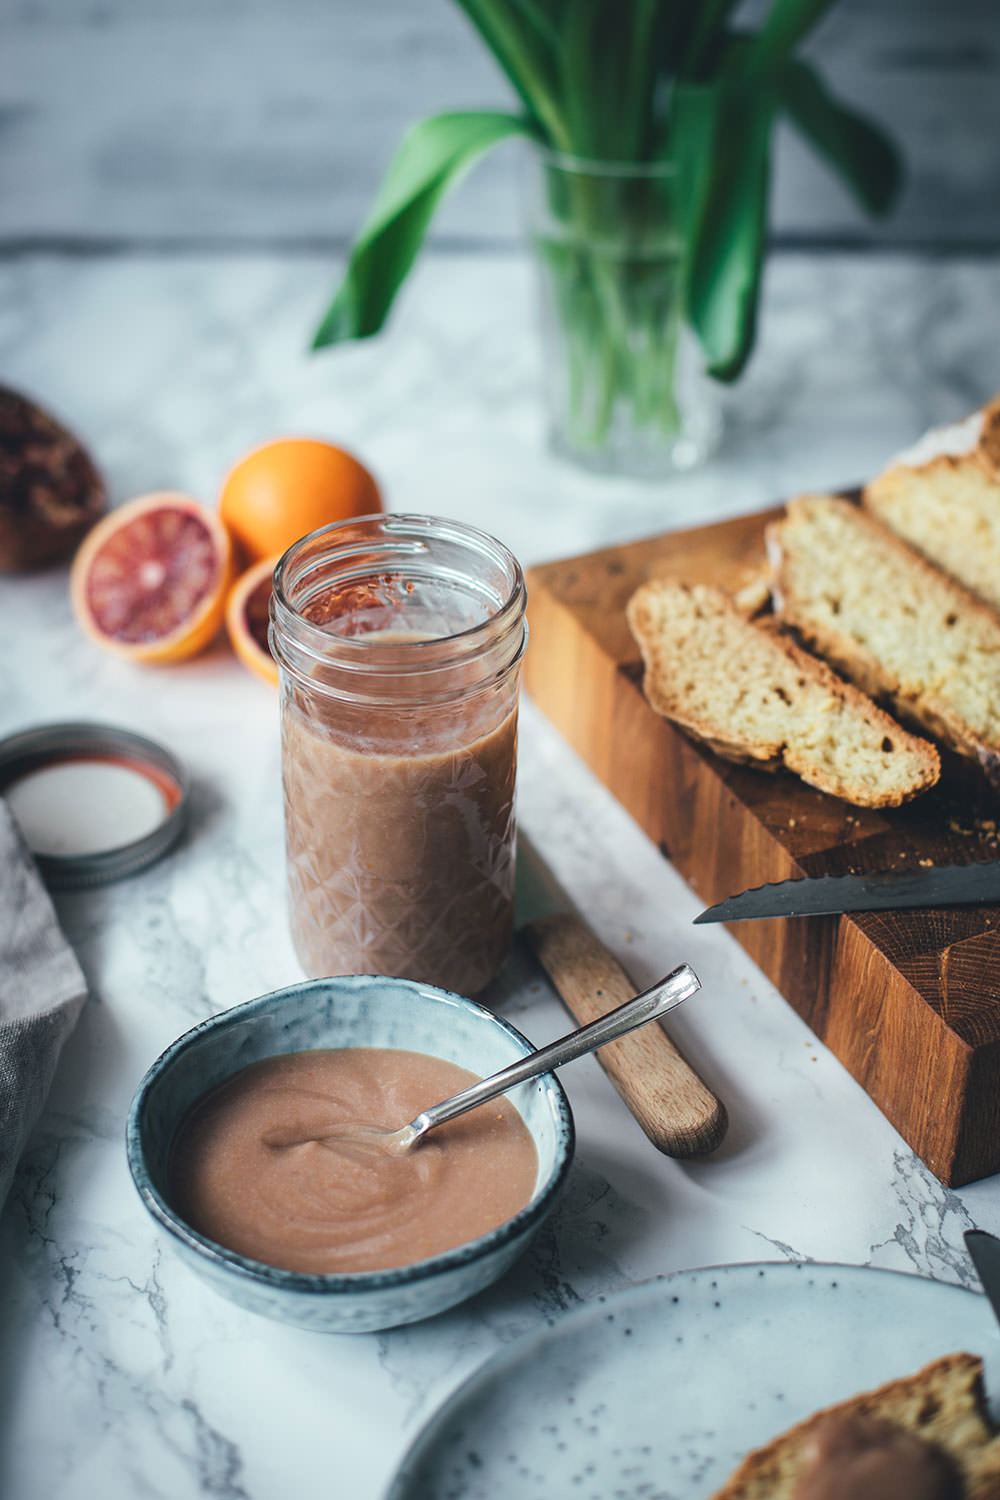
left=524, top=149, right=721, bottom=480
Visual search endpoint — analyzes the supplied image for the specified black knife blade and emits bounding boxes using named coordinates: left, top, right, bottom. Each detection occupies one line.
left=965, top=1230, right=1000, bottom=1329
left=694, top=861, right=1000, bottom=924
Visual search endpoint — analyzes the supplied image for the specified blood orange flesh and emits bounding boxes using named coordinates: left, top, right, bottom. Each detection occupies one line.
left=85, top=506, right=222, bottom=643
left=70, top=492, right=232, bottom=663
left=242, top=572, right=272, bottom=659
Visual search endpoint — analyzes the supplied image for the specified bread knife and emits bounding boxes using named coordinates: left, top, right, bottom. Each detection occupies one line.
left=965, top=1230, right=1000, bottom=1329
left=964, top=1229, right=1000, bottom=1422
left=694, top=860, right=1000, bottom=924
left=515, top=835, right=727, bottom=1157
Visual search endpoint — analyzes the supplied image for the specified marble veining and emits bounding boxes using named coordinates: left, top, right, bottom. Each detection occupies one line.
left=1, top=247, right=1000, bottom=1498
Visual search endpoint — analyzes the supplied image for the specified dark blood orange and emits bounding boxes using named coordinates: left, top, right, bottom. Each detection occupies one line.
left=225, top=555, right=279, bottom=686
left=69, top=492, right=233, bottom=663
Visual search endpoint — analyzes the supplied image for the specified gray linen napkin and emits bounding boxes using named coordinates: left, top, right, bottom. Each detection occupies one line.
left=0, top=798, right=88, bottom=1212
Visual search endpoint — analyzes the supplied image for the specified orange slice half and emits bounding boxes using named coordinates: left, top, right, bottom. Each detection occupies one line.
left=70, top=492, right=233, bottom=663
left=225, top=554, right=280, bottom=686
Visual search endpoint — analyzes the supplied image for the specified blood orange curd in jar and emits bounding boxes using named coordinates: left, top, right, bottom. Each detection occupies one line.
left=269, top=514, right=528, bottom=996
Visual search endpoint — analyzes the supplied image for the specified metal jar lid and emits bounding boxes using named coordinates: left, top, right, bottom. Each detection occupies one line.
left=0, top=721, right=190, bottom=888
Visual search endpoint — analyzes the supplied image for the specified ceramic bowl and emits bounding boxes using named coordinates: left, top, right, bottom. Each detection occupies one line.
left=126, top=975, right=574, bottom=1334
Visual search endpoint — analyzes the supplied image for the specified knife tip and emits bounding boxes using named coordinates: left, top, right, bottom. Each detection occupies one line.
left=965, top=1228, right=994, bottom=1247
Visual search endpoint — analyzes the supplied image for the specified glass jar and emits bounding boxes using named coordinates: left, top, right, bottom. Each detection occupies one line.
left=269, top=513, right=527, bottom=996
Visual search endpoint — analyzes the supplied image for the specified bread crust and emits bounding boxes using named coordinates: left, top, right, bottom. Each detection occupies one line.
left=863, top=395, right=1000, bottom=613
left=708, top=1352, right=1000, bottom=1500
left=767, top=494, right=1000, bottom=783
left=870, top=394, right=1000, bottom=491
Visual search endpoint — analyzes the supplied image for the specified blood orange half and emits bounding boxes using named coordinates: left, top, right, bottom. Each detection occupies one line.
left=70, top=492, right=233, bottom=664
left=225, top=554, right=280, bottom=686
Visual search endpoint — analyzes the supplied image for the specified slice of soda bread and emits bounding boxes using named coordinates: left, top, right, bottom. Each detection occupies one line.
left=625, top=578, right=939, bottom=807
left=864, top=394, right=1000, bottom=612
left=766, top=493, right=1000, bottom=783
left=707, top=1352, right=1000, bottom=1500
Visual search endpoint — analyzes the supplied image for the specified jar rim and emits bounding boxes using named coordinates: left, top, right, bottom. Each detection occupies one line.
left=269, top=512, right=527, bottom=696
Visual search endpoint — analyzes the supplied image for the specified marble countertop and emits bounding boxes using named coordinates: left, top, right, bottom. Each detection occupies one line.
left=2, top=246, right=1000, bottom=1500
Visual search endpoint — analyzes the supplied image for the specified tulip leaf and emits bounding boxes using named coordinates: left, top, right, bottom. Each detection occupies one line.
left=681, top=83, right=776, bottom=382
left=312, top=110, right=534, bottom=349
left=779, top=56, right=904, bottom=215
left=450, top=0, right=568, bottom=149
left=312, top=0, right=905, bottom=406
left=744, top=0, right=840, bottom=74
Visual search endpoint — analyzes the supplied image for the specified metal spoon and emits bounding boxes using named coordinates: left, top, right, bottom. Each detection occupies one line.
left=268, top=962, right=700, bottom=1157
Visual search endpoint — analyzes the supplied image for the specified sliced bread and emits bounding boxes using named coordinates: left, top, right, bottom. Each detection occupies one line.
left=625, top=578, right=939, bottom=807
left=767, top=493, right=1000, bottom=781
left=708, top=1351, right=1000, bottom=1500
left=864, top=394, right=1000, bottom=611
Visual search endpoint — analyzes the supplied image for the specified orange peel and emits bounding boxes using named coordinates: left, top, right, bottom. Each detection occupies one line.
left=225, top=554, right=280, bottom=687
left=218, top=437, right=382, bottom=563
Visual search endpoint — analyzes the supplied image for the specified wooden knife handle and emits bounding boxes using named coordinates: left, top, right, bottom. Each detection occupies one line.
left=523, top=912, right=727, bottom=1157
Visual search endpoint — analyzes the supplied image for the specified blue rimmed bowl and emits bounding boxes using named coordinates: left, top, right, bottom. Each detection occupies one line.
left=125, top=975, right=575, bottom=1334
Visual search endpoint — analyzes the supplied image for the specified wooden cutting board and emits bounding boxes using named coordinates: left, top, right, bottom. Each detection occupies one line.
left=524, top=506, right=1000, bottom=1187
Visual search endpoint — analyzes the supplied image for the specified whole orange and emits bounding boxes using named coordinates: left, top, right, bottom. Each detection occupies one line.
left=219, top=438, right=382, bottom=562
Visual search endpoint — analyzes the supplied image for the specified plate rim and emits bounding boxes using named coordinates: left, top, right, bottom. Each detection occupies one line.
left=385, top=1258, right=987, bottom=1499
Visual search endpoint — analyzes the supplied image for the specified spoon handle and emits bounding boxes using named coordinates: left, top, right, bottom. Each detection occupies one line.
left=525, top=913, right=726, bottom=1157
left=410, top=963, right=700, bottom=1139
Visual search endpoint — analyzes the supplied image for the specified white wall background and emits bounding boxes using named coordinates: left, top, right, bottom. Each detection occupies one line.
left=2, top=0, right=999, bottom=250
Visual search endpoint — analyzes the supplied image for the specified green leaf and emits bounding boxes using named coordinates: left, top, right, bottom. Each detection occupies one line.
left=556, top=0, right=602, bottom=155
left=558, top=0, right=634, bottom=157
left=744, top=0, right=839, bottom=74
left=450, top=0, right=570, bottom=148
left=505, top=0, right=561, bottom=53
left=312, top=111, right=533, bottom=349
left=665, top=81, right=718, bottom=246
left=677, top=0, right=744, bottom=80
left=618, top=0, right=682, bottom=157
left=778, top=56, right=903, bottom=215
left=679, top=82, right=776, bottom=381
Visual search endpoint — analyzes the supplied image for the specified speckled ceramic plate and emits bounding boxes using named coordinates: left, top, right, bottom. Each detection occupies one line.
left=386, top=1261, right=999, bottom=1500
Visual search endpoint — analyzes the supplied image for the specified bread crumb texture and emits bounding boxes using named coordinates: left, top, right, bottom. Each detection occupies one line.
left=767, top=494, right=1000, bottom=773
left=625, top=579, right=939, bottom=807
left=707, top=1351, right=1000, bottom=1500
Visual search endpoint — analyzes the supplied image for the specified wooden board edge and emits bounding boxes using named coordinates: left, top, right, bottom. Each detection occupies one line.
left=525, top=563, right=1000, bottom=1186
